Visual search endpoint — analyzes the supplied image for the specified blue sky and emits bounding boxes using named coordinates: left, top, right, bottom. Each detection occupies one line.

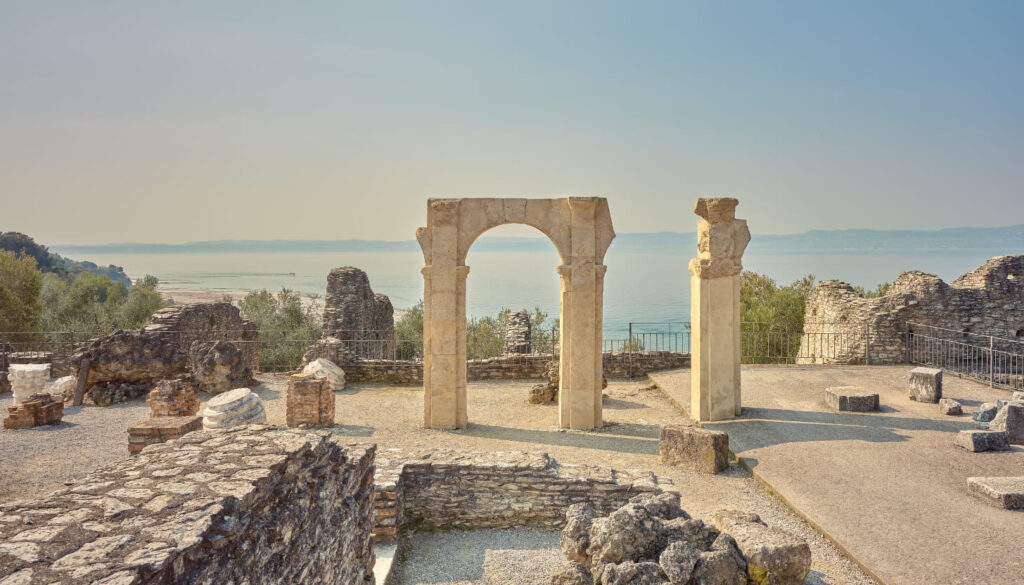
left=1, top=1, right=1022, bottom=244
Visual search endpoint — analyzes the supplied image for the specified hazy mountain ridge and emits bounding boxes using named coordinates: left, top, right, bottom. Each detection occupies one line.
left=51, top=225, right=1024, bottom=256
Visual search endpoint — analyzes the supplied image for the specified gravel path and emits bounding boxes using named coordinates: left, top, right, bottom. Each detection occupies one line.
left=0, top=375, right=879, bottom=584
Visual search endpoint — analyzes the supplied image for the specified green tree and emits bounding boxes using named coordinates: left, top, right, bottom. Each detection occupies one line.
left=239, top=289, right=322, bottom=370
left=0, top=251, right=43, bottom=333
left=740, top=271, right=815, bottom=363
left=853, top=282, right=892, bottom=298
left=394, top=301, right=424, bottom=360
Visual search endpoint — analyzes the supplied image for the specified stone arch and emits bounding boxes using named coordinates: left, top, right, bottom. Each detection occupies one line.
left=416, top=197, right=615, bottom=430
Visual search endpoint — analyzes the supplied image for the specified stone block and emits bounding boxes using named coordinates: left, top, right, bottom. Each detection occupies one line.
left=714, top=510, right=812, bottom=585
left=938, top=398, right=963, bottom=416
left=989, top=402, right=1024, bottom=444
left=967, top=477, right=1024, bottom=510
left=301, top=358, right=346, bottom=391
left=973, top=403, right=999, bottom=423
left=955, top=430, right=1010, bottom=452
left=127, top=415, right=203, bottom=455
left=909, top=367, right=942, bottom=403
left=824, top=387, right=879, bottom=412
left=148, top=378, right=200, bottom=418
left=286, top=373, right=335, bottom=427
left=660, top=425, right=729, bottom=474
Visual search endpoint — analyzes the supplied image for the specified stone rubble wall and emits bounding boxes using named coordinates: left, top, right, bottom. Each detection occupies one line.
left=342, top=352, right=690, bottom=385
left=503, top=311, right=532, bottom=354
left=147, top=303, right=260, bottom=372
left=799, top=255, right=1024, bottom=364
left=0, top=426, right=376, bottom=585
left=322, top=267, right=396, bottom=359
left=371, top=448, right=677, bottom=543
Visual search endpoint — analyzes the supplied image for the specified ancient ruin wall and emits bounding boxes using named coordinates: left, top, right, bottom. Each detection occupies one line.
left=372, top=449, right=676, bottom=543
left=322, top=267, right=396, bottom=359
left=0, top=426, right=375, bottom=585
left=147, top=303, right=259, bottom=371
left=799, top=255, right=1024, bottom=364
left=338, top=352, right=690, bottom=384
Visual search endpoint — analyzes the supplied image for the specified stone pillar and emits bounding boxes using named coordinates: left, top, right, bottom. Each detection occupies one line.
left=503, top=311, right=532, bottom=355
left=689, top=197, right=750, bottom=421
left=286, top=373, right=335, bottom=427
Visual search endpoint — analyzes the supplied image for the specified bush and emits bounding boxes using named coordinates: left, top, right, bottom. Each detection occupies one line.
left=740, top=271, right=815, bottom=362
left=0, top=251, right=43, bottom=334
left=239, top=289, right=322, bottom=370
left=393, top=303, right=555, bottom=360
left=39, top=272, right=165, bottom=338
left=394, top=301, right=424, bottom=360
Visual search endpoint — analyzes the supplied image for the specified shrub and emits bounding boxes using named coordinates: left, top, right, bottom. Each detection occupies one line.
left=0, top=251, right=43, bottom=334
left=239, top=288, right=322, bottom=371
left=740, top=271, right=815, bottom=363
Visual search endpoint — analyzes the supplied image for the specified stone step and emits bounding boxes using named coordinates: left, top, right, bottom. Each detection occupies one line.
left=967, top=477, right=1024, bottom=510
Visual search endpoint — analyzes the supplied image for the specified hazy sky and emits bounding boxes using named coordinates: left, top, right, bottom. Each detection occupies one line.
left=2, top=1, right=1022, bottom=245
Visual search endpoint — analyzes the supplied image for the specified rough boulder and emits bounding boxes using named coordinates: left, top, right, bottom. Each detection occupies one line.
left=189, top=340, right=255, bottom=394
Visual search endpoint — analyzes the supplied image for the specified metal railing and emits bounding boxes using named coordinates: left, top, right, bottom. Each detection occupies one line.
left=907, top=322, right=1024, bottom=390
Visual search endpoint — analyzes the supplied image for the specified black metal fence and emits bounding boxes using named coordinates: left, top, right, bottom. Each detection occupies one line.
left=907, top=322, right=1024, bottom=391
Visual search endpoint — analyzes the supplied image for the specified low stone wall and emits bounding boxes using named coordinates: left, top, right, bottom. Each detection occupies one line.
left=372, top=449, right=676, bottom=543
left=345, top=352, right=690, bottom=385
left=0, top=426, right=376, bottom=585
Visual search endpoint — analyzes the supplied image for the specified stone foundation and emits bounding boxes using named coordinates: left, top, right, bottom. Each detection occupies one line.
left=3, top=394, right=63, bottom=429
left=126, top=415, right=203, bottom=455
left=286, top=373, right=335, bottom=427
left=371, top=449, right=677, bottom=544
left=0, top=426, right=376, bottom=585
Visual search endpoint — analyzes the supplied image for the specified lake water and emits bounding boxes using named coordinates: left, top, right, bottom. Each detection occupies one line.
left=81, top=245, right=1012, bottom=338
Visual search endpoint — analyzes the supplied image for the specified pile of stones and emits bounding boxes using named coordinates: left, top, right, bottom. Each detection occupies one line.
left=504, top=310, right=532, bottom=354
left=147, top=378, right=200, bottom=417
left=553, top=492, right=810, bottom=585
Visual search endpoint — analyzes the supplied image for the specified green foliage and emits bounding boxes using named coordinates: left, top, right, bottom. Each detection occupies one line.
left=740, top=271, right=815, bottom=363
left=40, top=272, right=165, bottom=337
left=854, top=282, right=892, bottom=298
left=0, top=251, right=43, bottom=333
left=239, top=289, right=322, bottom=370
left=393, top=303, right=555, bottom=360
left=394, top=301, right=424, bottom=360
left=0, top=231, right=130, bottom=285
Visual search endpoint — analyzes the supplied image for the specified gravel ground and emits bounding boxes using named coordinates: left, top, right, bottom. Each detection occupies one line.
left=0, top=375, right=879, bottom=585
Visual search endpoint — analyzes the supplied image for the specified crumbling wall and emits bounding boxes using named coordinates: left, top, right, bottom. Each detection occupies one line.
left=0, top=426, right=376, bottom=585
left=372, top=449, right=675, bottom=543
left=799, top=255, right=1024, bottom=364
left=322, top=267, right=395, bottom=359
left=147, top=303, right=259, bottom=371
left=503, top=311, right=532, bottom=354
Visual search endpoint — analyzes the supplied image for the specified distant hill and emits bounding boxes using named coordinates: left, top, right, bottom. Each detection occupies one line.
left=0, top=232, right=132, bottom=285
left=50, top=224, right=1024, bottom=256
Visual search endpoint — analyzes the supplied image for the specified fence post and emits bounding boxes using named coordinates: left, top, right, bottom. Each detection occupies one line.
left=864, top=323, right=870, bottom=365
left=990, top=335, right=995, bottom=388
left=905, top=323, right=911, bottom=364
left=628, top=322, right=633, bottom=379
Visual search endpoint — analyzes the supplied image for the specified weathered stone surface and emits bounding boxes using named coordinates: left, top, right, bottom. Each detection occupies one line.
left=147, top=379, right=199, bottom=418
left=301, top=358, right=345, bottom=392
left=322, top=267, right=395, bottom=359
left=661, top=518, right=719, bottom=552
left=989, top=402, right=1024, bottom=444
left=714, top=510, right=811, bottom=585
left=529, top=382, right=558, bottom=404
left=1014, top=391, right=1024, bottom=401
left=587, top=503, right=665, bottom=565
left=909, top=367, right=942, bottom=403
left=0, top=426, right=376, bottom=585
left=45, top=375, right=77, bottom=403
left=71, top=331, right=186, bottom=400
left=201, top=388, right=266, bottom=430
left=690, top=534, right=746, bottom=585
left=660, top=425, right=729, bottom=474
left=504, top=311, right=533, bottom=355
left=552, top=561, right=594, bottom=585
left=8, top=364, right=49, bottom=406
left=967, top=477, right=1024, bottom=510
left=286, top=373, right=334, bottom=427
left=938, top=398, right=963, bottom=416
left=562, top=503, right=598, bottom=564
left=659, top=540, right=699, bottom=584
left=799, top=255, right=1024, bottom=364
left=973, top=403, right=999, bottom=423
left=89, top=382, right=150, bottom=407
left=188, top=340, right=254, bottom=394
left=600, top=561, right=666, bottom=585
left=629, top=493, right=688, bottom=523
left=824, top=386, right=879, bottom=412
left=955, top=430, right=1010, bottom=453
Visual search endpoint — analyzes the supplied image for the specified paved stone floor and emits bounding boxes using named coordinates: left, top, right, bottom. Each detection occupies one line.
left=649, top=365, right=1024, bottom=585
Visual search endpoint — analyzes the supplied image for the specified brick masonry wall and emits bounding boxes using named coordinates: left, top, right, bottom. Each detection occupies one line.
left=371, top=449, right=677, bottom=543
left=799, top=255, right=1024, bottom=364
left=0, top=426, right=376, bottom=585
left=147, top=303, right=260, bottom=372
left=344, top=352, right=690, bottom=385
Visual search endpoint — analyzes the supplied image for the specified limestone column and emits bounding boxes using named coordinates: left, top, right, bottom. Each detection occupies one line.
left=689, top=198, right=750, bottom=421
